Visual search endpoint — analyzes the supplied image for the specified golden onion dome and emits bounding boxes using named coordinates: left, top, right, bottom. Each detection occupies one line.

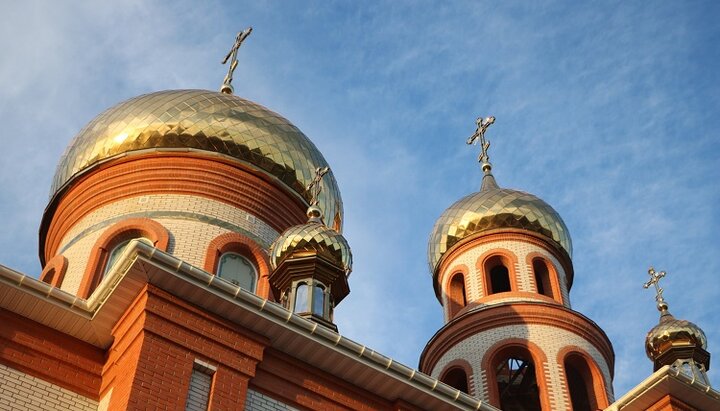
left=428, top=173, right=572, bottom=274
left=270, top=207, right=352, bottom=274
left=645, top=310, right=708, bottom=361
left=51, top=89, right=342, bottom=229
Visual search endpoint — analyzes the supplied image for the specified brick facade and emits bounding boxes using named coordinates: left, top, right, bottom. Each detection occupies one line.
left=0, top=364, right=97, bottom=411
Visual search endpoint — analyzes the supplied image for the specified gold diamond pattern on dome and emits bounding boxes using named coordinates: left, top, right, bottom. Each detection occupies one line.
left=270, top=222, right=352, bottom=273
left=646, top=315, right=708, bottom=359
left=51, top=89, right=342, bottom=230
left=428, top=187, right=572, bottom=274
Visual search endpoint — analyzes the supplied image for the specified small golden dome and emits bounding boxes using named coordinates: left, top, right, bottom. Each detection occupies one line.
left=645, top=311, right=708, bottom=361
left=428, top=174, right=572, bottom=274
left=51, top=89, right=342, bottom=229
left=270, top=210, right=352, bottom=273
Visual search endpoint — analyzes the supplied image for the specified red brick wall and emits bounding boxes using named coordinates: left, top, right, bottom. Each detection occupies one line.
left=0, top=308, right=103, bottom=398
left=251, top=349, right=393, bottom=411
left=102, top=285, right=267, bottom=409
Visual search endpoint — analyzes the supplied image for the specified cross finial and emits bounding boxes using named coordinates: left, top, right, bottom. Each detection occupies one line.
left=466, top=116, right=496, bottom=173
left=306, top=166, right=330, bottom=207
left=220, top=27, right=253, bottom=95
left=643, top=266, right=669, bottom=313
left=304, top=166, right=330, bottom=223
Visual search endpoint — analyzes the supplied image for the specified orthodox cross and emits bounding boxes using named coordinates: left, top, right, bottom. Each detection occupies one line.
left=466, top=116, right=496, bottom=171
left=220, top=27, right=253, bottom=95
left=306, top=166, right=330, bottom=206
left=643, top=266, right=669, bottom=311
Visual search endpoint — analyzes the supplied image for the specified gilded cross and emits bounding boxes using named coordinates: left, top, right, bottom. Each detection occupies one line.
left=466, top=116, right=496, bottom=170
left=306, top=166, right=330, bottom=206
left=643, top=266, right=669, bottom=311
left=220, top=27, right=253, bottom=95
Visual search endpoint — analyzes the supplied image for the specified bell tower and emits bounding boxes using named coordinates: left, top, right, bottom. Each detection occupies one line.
left=420, top=117, right=615, bottom=410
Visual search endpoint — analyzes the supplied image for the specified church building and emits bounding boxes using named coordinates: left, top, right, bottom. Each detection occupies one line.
left=0, top=31, right=718, bottom=411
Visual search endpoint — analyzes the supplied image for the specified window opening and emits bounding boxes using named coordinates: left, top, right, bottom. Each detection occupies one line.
left=104, top=237, right=152, bottom=277
left=312, top=284, right=325, bottom=316
left=441, top=367, right=469, bottom=393
left=217, top=252, right=257, bottom=291
left=294, top=283, right=309, bottom=313
left=533, top=259, right=554, bottom=299
left=496, top=356, right=541, bottom=411
left=489, top=265, right=511, bottom=294
left=565, top=355, right=597, bottom=411
left=449, top=273, right=467, bottom=317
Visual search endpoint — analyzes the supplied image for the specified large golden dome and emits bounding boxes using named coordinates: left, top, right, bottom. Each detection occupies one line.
left=51, top=89, right=343, bottom=229
left=428, top=174, right=572, bottom=274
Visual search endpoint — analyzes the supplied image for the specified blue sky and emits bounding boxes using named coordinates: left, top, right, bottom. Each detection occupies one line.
left=1, top=0, right=718, bottom=398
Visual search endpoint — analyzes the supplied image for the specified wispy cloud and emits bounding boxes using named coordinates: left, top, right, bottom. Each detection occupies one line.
left=0, top=0, right=718, bottom=397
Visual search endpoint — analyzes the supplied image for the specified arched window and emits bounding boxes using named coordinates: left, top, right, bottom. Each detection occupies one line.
left=441, top=367, right=469, bottom=394
left=485, top=255, right=512, bottom=295
left=564, top=354, right=600, bottom=411
left=41, top=269, right=57, bottom=286
left=105, top=238, right=152, bottom=275
left=294, top=282, right=309, bottom=313
left=495, top=355, right=542, bottom=411
left=289, top=280, right=332, bottom=322
left=448, top=273, right=467, bottom=317
left=40, top=255, right=68, bottom=288
left=80, top=218, right=170, bottom=299
left=217, top=252, right=257, bottom=292
left=533, top=258, right=554, bottom=299
left=312, top=284, right=325, bottom=316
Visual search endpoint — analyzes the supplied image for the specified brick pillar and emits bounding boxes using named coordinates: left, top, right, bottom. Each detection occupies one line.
left=101, top=285, right=266, bottom=410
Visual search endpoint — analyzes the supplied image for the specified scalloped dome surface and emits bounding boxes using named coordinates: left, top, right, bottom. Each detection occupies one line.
left=51, top=89, right=342, bottom=229
left=428, top=187, right=572, bottom=273
left=270, top=222, right=352, bottom=273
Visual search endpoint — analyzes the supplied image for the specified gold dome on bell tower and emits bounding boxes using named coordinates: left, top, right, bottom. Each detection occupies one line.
left=427, top=116, right=572, bottom=275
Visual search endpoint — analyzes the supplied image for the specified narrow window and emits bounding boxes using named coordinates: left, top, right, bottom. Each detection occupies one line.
left=441, top=367, right=469, bottom=393
left=185, top=360, right=216, bottom=411
left=312, top=284, right=325, bottom=316
left=533, top=259, right=554, bottom=299
left=489, top=265, right=511, bottom=294
left=496, top=356, right=541, bottom=411
left=217, top=252, right=257, bottom=292
left=449, top=273, right=467, bottom=317
left=565, top=355, right=598, bottom=411
left=294, top=283, right=309, bottom=313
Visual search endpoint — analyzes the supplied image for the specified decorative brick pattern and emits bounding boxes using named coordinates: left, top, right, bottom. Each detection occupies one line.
left=440, top=238, right=570, bottom=321
left=0, top=363, right=97, bottom=411
left=245, top=389, right=299, bottom=411
left=430, top=324, right=614, bottom=410
left=57, top=194, right=278, bottom=295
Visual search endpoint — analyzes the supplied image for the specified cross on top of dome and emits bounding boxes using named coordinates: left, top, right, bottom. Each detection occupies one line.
left=305, top=166, right=330, bottom=223
left=220, top=27, right=253, bottom=95
left=643, top=266, right=669, bottom=312
left=466, top=116, right=496, bottom=173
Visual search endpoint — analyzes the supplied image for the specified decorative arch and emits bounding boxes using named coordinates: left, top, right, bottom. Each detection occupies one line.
left=477, top=250, right=519, bottom=297
left=444, top=264, right=469, bottom=319
left=40, top=254, right=68, bottom=288
left=526, top=252, right=563, bottom=304
left=79, top=218, right=169, bottom=299
left=482, top=338, right=551, bottom=411
left=203, top=232, right=271, bottom=299
left=557, top=346, right=610, bottom=410
left=439, top=358, right=474, bottom=395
